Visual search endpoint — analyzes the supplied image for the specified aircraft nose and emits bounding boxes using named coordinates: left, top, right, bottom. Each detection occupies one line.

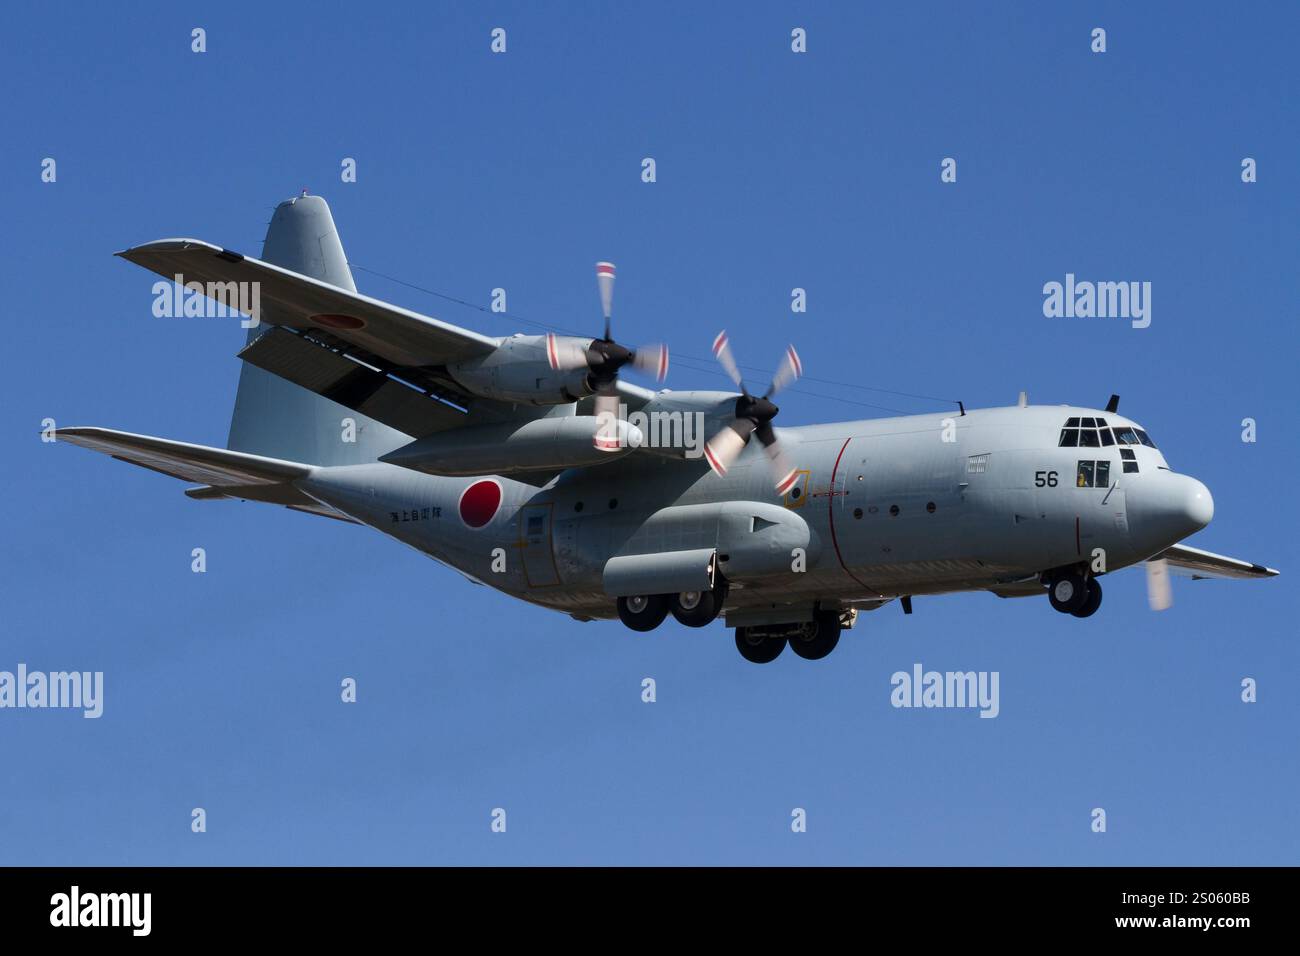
left=1129, top=472, right=1214, bottom=546
left=1181, top=476, right=1214, bottom=530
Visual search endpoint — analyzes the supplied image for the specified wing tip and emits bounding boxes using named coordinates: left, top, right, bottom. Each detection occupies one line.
left=51, top=426, right=103, bottom=442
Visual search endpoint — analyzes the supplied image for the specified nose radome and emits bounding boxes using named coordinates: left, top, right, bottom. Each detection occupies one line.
left=1182, top=476, right=1214, bottom=530
left=1127, top=472, right=1215, bottom=548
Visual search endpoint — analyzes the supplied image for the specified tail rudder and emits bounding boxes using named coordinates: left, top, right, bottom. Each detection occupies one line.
left=227, top=194, right=409, bottom=465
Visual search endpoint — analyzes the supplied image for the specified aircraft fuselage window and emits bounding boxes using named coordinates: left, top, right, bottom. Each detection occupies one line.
left=1059, top=429, right=1079, bottom=447
left=1079, top=429, right=1100, bottom=447
left=1076, top=460, right=1112, bottom=488
left=1119, top=448, right=1138, bottom=474
left=1135, top=429, right=1157, bottom=448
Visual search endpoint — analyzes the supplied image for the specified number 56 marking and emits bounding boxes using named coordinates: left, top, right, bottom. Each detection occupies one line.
left=1035, top=470, right=1059, bottom=487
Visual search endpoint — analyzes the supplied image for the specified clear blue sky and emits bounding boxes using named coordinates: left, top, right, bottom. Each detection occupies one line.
left=2, top=1, right=1296, bottom=865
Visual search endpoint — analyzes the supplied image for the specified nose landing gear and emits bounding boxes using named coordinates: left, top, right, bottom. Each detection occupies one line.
left=1069, top=578, right=1102, bottom=618
left=1046, top=570, right=1103, bottom=618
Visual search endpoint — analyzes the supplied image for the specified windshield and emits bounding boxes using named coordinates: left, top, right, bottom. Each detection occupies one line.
left=1060, top=420, right=1158, bottom=450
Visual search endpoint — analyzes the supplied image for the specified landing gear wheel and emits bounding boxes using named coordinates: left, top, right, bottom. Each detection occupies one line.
left=1048, top=571, right=1089, bottom=614
left=789, top=611, right=842, bottom=660
left=617, top=594, right=669, bottom=632
left=735, top=628, right=786, bottom=664
left=670, top=582, right=727, bottom=628
left=1070, top=578, right=1103, bottom=618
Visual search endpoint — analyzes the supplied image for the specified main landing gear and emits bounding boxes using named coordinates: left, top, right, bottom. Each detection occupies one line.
left=736, top=611, right=843, bottom=664
left=616, top=585, right=847, bottom=663
left=670, top=582, right=728, bottom=628
left=616, top=594, right=670, bottom=632
left=617, top=581, right=728, bottom=632
left=1046, top=569, right=1103, bottom=618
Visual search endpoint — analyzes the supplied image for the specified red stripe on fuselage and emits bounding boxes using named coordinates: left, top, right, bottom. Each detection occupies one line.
left=828, top=437, right=879, bottom=595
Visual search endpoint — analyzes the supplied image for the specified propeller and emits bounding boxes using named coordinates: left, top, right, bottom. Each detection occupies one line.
left=546, top=262, right=668, bottom=451
left=703, top=331, right=803, bottom=494
left=1146, top=558, right=1173, bottom=611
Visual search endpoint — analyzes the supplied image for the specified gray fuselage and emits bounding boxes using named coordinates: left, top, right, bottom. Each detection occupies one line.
left=296, top=403, right=1213, bottom=622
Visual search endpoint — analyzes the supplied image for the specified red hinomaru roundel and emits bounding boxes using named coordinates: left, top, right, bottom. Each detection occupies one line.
left=458, top=479, right=502, bottom=529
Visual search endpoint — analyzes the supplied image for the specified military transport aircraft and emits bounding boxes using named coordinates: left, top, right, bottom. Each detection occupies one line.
left=57, top=194, right=1278, bottom=663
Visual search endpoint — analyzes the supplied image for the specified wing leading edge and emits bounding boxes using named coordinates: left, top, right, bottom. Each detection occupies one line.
left=1155, top=543, right=1279, bottom=580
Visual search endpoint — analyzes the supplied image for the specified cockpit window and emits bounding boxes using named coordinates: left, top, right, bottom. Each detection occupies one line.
left=1109, top=425, right=1158, bottom=448
left=1060, top=418, right=1158, bottom=450
left=1075, top=460, right=1111, bottom=488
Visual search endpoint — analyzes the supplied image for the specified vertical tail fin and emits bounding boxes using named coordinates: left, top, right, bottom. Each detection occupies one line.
left=226, top=194, right=410, bottom=465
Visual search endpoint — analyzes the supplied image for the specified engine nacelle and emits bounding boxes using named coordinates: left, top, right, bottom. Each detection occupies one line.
left=378, top=414, right=643, bottom=476
left=446, top=334, right=593, bottom=405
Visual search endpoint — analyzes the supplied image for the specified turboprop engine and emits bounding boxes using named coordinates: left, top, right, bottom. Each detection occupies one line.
left=444, top=333, right=591, bottom=405
left=378, top=414, right=645, bottom=477
left=445, top=263, right=667, bottom=442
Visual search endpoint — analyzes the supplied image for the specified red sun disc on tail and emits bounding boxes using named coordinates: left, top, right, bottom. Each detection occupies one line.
left=458, top=480, right=502, bottom=529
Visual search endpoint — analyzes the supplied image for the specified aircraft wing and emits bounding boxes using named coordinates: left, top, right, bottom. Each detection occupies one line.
left=55, top=427, right=356, bottom=523
left=117, top=239, right=499, bottom=368
left=119, top=236, right=661, bottom=445
left=1154, top=543, right=1279, bottom=580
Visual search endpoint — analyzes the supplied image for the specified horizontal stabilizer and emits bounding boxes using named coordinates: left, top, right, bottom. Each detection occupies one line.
left=55, top=427, right=352, bottom=523
left=1155, top=543, right=1279, bottom=580
left=56, top=427, right=310, bottom=486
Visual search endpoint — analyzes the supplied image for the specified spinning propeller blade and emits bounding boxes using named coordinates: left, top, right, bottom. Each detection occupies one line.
left=546, top=262, right=669, bottom=449
left=1146, top=558, right=1173, bottom=611
left=704, top=331, right=804, bottom=493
